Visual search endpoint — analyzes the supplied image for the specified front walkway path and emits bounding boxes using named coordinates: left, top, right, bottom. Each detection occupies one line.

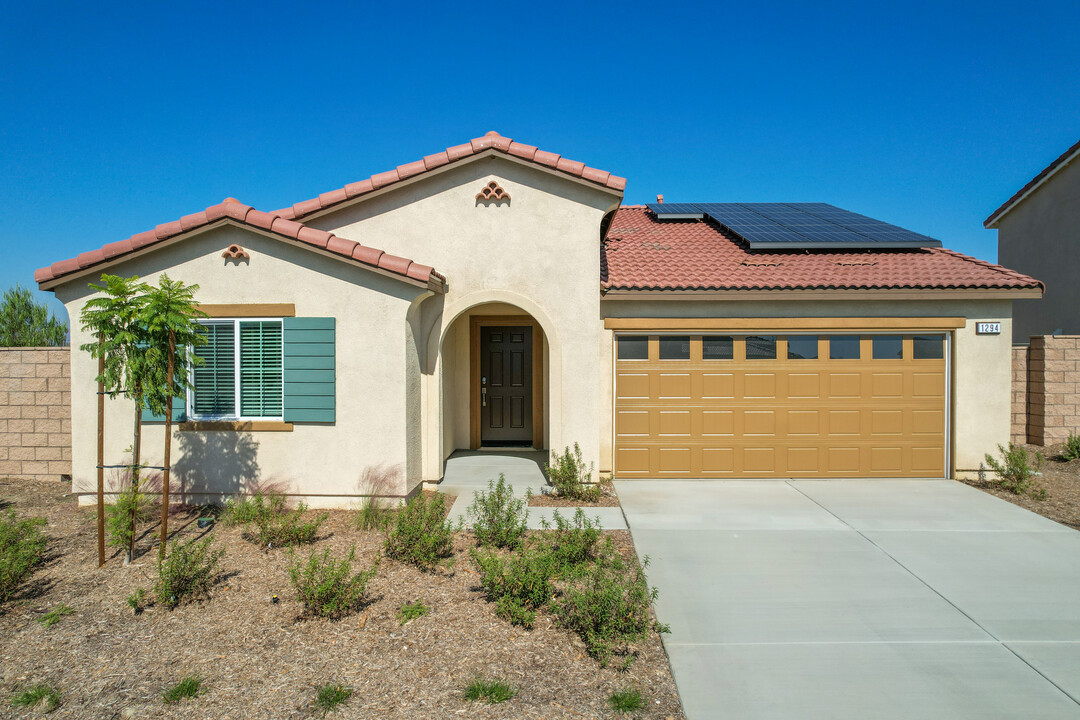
left=616, top=479, right=1080, bottom=720
left=439, top=450, right=626, bottom=529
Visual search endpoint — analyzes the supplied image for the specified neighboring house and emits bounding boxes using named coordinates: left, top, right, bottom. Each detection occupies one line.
left=37, top=132, right=1042, bottom=504
left=985, top=137, right=1080, bottom=343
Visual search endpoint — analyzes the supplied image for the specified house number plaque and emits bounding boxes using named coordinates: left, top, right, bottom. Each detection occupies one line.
left=976, top=322, right=1001, bottom=335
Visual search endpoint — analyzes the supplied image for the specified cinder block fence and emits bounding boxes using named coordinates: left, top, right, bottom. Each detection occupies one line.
left=1012, top=335, right=1080, bottom=446
left=0, top=347, right=71, bottom=479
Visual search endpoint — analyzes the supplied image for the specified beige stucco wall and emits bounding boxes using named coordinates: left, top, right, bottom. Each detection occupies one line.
left=996, top=157, right=1078, bottom=343
left=55, top=224, right=428, bottom=506
left=599, top=297, right=1015, bottom=478
left=308, top=155, right=621, bottom=481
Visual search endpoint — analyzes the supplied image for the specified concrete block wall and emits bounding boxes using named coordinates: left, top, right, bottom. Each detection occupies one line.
left=1022, top=335, right=1080, bottom=446
left=1011, top=345, right=1028, bottom=444
left=0, top=347, right=71, bottom=479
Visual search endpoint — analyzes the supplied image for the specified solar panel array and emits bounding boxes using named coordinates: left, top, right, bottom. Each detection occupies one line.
left=643, top=202, right=943, bottom=249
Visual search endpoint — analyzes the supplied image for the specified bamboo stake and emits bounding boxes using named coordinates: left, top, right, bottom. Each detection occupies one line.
left=128, top=390, right=141, bottom=565
left=97, top=334, right=105, bottom=568
left=160, top=330, right=175, bottom=561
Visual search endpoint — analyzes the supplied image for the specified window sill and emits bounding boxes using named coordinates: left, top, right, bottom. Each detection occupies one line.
left=178, top=421, right=294, bottom=432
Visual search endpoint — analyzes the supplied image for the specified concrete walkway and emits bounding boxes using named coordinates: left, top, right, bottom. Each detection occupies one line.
left=616, top=479, right=1080, bottom=720
left=439, top=450, right=626, bottom=529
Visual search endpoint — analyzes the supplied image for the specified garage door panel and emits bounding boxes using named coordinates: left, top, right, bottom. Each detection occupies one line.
left=614, top=332, right=947, bottom=479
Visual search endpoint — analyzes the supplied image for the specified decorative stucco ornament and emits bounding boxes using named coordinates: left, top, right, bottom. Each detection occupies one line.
left=221, top=244, right=250, bottom=261
left=475, top=180, right=510, bottom=205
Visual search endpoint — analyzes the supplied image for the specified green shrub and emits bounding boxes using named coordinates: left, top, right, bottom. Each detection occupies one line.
left=0, top=509, right=47, bottom=603
left=538, top=508, right=602, bottom=569
left=467, top=475, right=529, bottom=549
left=384, top=493, right=454, bottom=571
left=544, top=443, right=601, bottom=502
left=552, top=546, right=663, bottom=667
left=126, top=587, right=149, bottom=613
left=355, top=496, right=392, bottom=531
left=223, top=492, right=327, bottom=547
left=37, top=604, right=73, bottom=629
left=11, top=682, right=60, bottom=713
left=105, top=486, right=153, bottom=551
left=314, top=683, right=352, bottom=716
left=463, top=678, right=516, bottom=704
left=398, top=600, right=429, bottom=624
left=1062, top=432, right=1080, bottom=461
left=162, top=675, right=202, bottom=704
left=289, top=545, right=379, bottom=619
left=609, top=688, right=645, bottom=713
left=220, top=494, right=261, bottom=526
left=155, top=536, right=225, bottom=609
left=984, top=443, right=1043, bottom=495
left=471, top=544, right=559, bottom=628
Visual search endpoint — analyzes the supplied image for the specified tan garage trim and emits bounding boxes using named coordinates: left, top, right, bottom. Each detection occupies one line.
left=613, top=333, right=949, bottom=479
left=605, top=317, right=965, bottom=331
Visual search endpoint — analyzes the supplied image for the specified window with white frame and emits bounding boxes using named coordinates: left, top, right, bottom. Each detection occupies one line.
left=188, top=319, right=283, bottom=420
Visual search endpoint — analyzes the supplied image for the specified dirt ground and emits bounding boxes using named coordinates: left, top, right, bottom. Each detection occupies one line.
left=960, top=442, right=1080, bottom=530
left=528, top=482, right=620, bottom=508
left=0, top=479, right=684, bottom=719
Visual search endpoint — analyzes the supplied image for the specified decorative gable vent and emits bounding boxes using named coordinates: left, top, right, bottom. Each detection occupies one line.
left=475, top=180, right=510, bottom=205
left=222, top=244, right=250, bottom=262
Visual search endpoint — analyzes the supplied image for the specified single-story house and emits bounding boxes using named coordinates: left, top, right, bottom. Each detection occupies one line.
left=37, top=132, right=1043, bottom=504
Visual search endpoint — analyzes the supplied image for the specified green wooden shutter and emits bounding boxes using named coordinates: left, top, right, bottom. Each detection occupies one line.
left=191, top=322, right=235, bottom=417
left=283, top=317, right=335, bottom=423
left=240, top=320, right=283, bottom=418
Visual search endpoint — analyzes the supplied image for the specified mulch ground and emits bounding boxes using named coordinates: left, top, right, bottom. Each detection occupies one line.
left=0, top=478, right=684, bottom=719
left=528, top=482, right=620, bottom=508
left=960, top=442, right=1080, bottom=530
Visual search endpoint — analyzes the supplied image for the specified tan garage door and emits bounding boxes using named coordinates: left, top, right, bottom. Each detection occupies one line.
left=614, top=333, right=947, bottom=478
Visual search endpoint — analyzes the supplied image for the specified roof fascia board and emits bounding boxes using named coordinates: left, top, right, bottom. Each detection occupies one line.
left=985, top=145, right=1080, bottom=228
left=600, top=288, right=1043, bottom=300
left=298, top=149, right=624, bottom=224
left=38, top=218, right=439, bottom=293
left=604, top=316, right=967, bottom=331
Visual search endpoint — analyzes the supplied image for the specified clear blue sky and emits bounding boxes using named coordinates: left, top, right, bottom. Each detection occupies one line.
left=3, top=0, right=1078, bottom=324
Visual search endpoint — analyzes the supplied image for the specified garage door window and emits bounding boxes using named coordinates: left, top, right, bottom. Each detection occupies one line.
left=872, top=335, right=903, bottom=359
left=787, top=336, right=818, bottom=360
left=913, top=335, right=944, bottom=359
left=829, top=335, right=861, bottom=359
left=745, top=336, right=776, bottom=360
left=702, top=336, right=733, bottom=360
left=659, top=336, right=691, bottom=360
left=618, top=335, right=649, bottom=360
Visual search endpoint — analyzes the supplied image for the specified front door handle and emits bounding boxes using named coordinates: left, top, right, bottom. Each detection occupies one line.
left=482, top=387, right=487, bottom=407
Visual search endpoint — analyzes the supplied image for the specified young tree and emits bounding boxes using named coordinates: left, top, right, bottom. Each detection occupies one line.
left=142, top=275, right=205, bottom=559
left=79, top=275, right=153, bottom=564
left=0, top=285, right=68, bottom=346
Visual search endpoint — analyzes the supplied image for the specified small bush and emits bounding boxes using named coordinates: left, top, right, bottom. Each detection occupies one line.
left=220, top=494, right=261, bottom=526
left=398, top=600, right=429, bottom=624
left=609, top=688, right=646, bottom=713
left=384, top=493, right=454, bottom=571
left=552, top=546, right=662, bottom=667
left=37, top=604, right=74, bottom=629
left=314, top=683, right=352, bottom=716
left=538, top=508, right=602, bottom=570
left=984, top=443, right=1043, bottom=495
left=105, top=486, right=153, bottom=551
left=471, top=545, right=559, bottom=628
left=224, top=492, right=327, bottom=547
left=289, top=546, right=379, bottom=619
left=463, top=678, right=516, bottom=704
left=1062, top=432, right=1080, bottom=462
left=355, top=496, right=392, bottom=531
left=545, top=443, right=601, bottom=502
left=126, top=587, right=149, bottom=613
left=11, top=683, right=60, bottom=713
left=155, top=536, right=225, bottom=609
left=162, top=675, right=202, bottom=704
left=0, top=509, right=47, bottom=603
left=468, top=475, right=529, bottom=549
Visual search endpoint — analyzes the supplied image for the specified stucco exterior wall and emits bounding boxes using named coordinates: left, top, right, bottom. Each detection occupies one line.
left=599, top=297, right=1014, bottom=479
left=309, top=155, right=620, bottom=480
left=55, top=225, right=427, bottom=506
left=996, top=157, right=1080, bottom=342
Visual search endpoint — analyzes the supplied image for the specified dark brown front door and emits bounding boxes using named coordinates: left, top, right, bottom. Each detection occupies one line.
left=480, top=326, right=533, bottom=445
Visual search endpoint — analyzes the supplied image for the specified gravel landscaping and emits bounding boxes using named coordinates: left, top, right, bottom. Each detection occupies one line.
left=961, top=441, right=1080, bottom=530
left=0, top=478, right=683, bottom=719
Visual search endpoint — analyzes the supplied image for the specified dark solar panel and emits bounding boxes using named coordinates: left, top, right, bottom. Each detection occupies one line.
left=645, top=202, right=943, bottom=249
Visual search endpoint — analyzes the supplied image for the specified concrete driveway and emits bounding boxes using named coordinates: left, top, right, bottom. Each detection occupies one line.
left=615, top=479, right=1080, bottom=719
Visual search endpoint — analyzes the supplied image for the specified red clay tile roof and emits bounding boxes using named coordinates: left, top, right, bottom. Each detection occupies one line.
left=273, top=131, right=626, bottom=220
left=35, top=199, right=446, bottom=290
left=602, top=206, right=1043, bottom=292
left=984, top=137, right=1080, bottom=228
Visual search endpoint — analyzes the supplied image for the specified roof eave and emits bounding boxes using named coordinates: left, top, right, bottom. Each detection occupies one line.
left=984, top=141, right=1080, bottom=228
left=600, top=286, right=1044, bottom=300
